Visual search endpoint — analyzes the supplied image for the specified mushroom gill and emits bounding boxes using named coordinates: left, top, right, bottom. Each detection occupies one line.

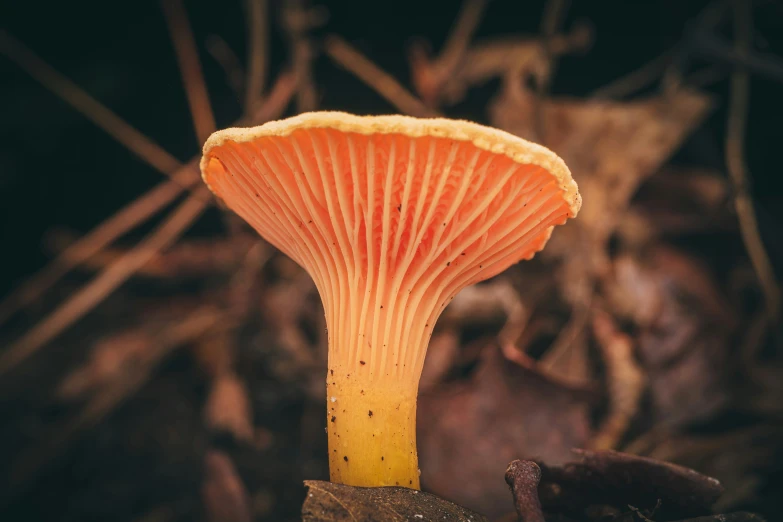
left=201, top=111, right=580, bottom=489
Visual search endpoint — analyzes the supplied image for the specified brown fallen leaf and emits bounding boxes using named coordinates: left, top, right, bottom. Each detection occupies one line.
left=418, top=342, right=595, bottom=518
left=605, top=246, right=735, bottom=428
left=537, top=449, right=724, bottom=521
left=301, top=480, right=488, bottom=522
left=492, top=86, right=712, bottom=282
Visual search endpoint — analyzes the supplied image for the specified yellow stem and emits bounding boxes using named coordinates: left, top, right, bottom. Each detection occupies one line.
left=326, top=376, right=420, bottom=489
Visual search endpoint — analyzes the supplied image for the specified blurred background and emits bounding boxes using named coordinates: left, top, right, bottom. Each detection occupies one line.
left=1, top=0, right=782, bottom=521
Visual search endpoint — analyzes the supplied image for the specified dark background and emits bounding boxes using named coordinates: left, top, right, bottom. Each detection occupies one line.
left=1, top=0, right=782, bottom=298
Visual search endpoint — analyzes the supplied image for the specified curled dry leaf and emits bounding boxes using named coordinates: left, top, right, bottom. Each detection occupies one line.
left=418, top=342, right=595, bottom=518
left=301, top=480, right=487, bottom=522
left=492, top=86, right=712, bottom=278
left=202, top=450, right=252, bottom=522
left=589, top=309, right=646, bottom=451
left=537, top=449, right=724, bottom=521
left=203, top=372, right=255, bottom=444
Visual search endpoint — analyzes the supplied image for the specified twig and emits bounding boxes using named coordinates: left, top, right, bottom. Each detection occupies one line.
left=0, top=29, right=183, bottom=176
left=591, top=50, right=673, bottom=99
left=505, top=460, right=546, bottom=522
left=534, top=0, right=569, bottom=142
left=0, top=70, right=293, bottom=325
left=685, top=64, right=727, bottom=88
left=281, top=0, right=320, bottom=112
left=0, top=188, right=212, bottom=376
left=206, top=35, right=245, bottom=102
left=5, top=307, right=225, bottom=499
left=324, top=35, right=439, bottom=117
left=408, top=0, right=488, bottom=107
left=247, top=71, right=298, bottom=124
left=725, top=0, right=780, bottom=322
left=43, top=229, right=255, bottom=279
left=161, top=0, right=216, bottom=143
left=244, top=0, right=268, bottom=111
left=0, top=163, right=198, bottom=326
left=440, top=0, right=489, bottom=74
left=660, top=0, right=730, bottom=95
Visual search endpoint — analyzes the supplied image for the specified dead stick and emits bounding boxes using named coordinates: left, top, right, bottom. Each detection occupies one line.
left=324, top=35, right=440, bottom=118
left=0, top=72, right=292, bottom=327
left=161, top=0, right=217, bottom=143
left=591, top=50, right=673, bottom=99
left=0, top=188, right=211, bottom=376
left=725, top=0, right=780, bottom=322
left=244, top=0, right=268, bottom=110
left=437, top=0, right=489, bottom=76
left=0, top=163, right=198, bottom=325
left=0, top=29, right=183, bottom=176
left=206, top=35, right=245, bottom=102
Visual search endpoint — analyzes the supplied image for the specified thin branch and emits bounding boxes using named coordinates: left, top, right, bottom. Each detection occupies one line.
left=591, top=50, right=673, bottom=99
left=247, top=71, right=298, bottom=124
left=324, top=35, right=439, bottom=117
left=206, top=35, right=246, bottom=102
left=0, top=162, right=199, bottom=325
left=0, top=188, right=211, bottom=376
left=534, top=0, right=569, bottom=142
left=244, top=0, right=268, bottom=111
left=0, top=70, right=293, bottom=326
left=725, top=0, right=780, bottom=322
left=438, top=0, right=489, bottom=77
left=161, top=0, right=216, bottom=143
left=282, top=0, right=320, bottom=112
left=0, top=29, right=183, bottom=176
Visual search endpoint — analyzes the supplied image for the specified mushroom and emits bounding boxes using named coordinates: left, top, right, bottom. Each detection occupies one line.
left=200, top=112, right=580, bottom=489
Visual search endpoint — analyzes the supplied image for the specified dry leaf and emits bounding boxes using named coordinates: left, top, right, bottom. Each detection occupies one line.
left=418, top=342, right=594, bottom=518
left=301, top=480, right=488, bottom=522
left=537, top=449, right=723, bottom=521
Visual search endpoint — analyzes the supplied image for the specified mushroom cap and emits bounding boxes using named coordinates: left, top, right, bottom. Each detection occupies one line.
left=204, top=113, right=575, bottom=356
left=202, top=112, right=579, bottom=378
left=202, top=112, right=579, bottom=285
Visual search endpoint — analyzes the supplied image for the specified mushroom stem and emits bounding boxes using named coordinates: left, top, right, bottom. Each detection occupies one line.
left=326, top=379, right=419, bottom=488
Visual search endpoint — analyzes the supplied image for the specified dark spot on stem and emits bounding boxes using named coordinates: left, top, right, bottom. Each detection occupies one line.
left=381, top=456, right=384, bottom=461
left=344, top=456, right=348, bottom=462
left=360, top=360, right=366, bottom=365
left=331, top=416, right=336, bottom=422
left=368, top=410, right=373, bottom=417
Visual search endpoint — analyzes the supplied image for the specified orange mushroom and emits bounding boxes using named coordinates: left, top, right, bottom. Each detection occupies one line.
left=200, top=112, right=580, bottom=489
